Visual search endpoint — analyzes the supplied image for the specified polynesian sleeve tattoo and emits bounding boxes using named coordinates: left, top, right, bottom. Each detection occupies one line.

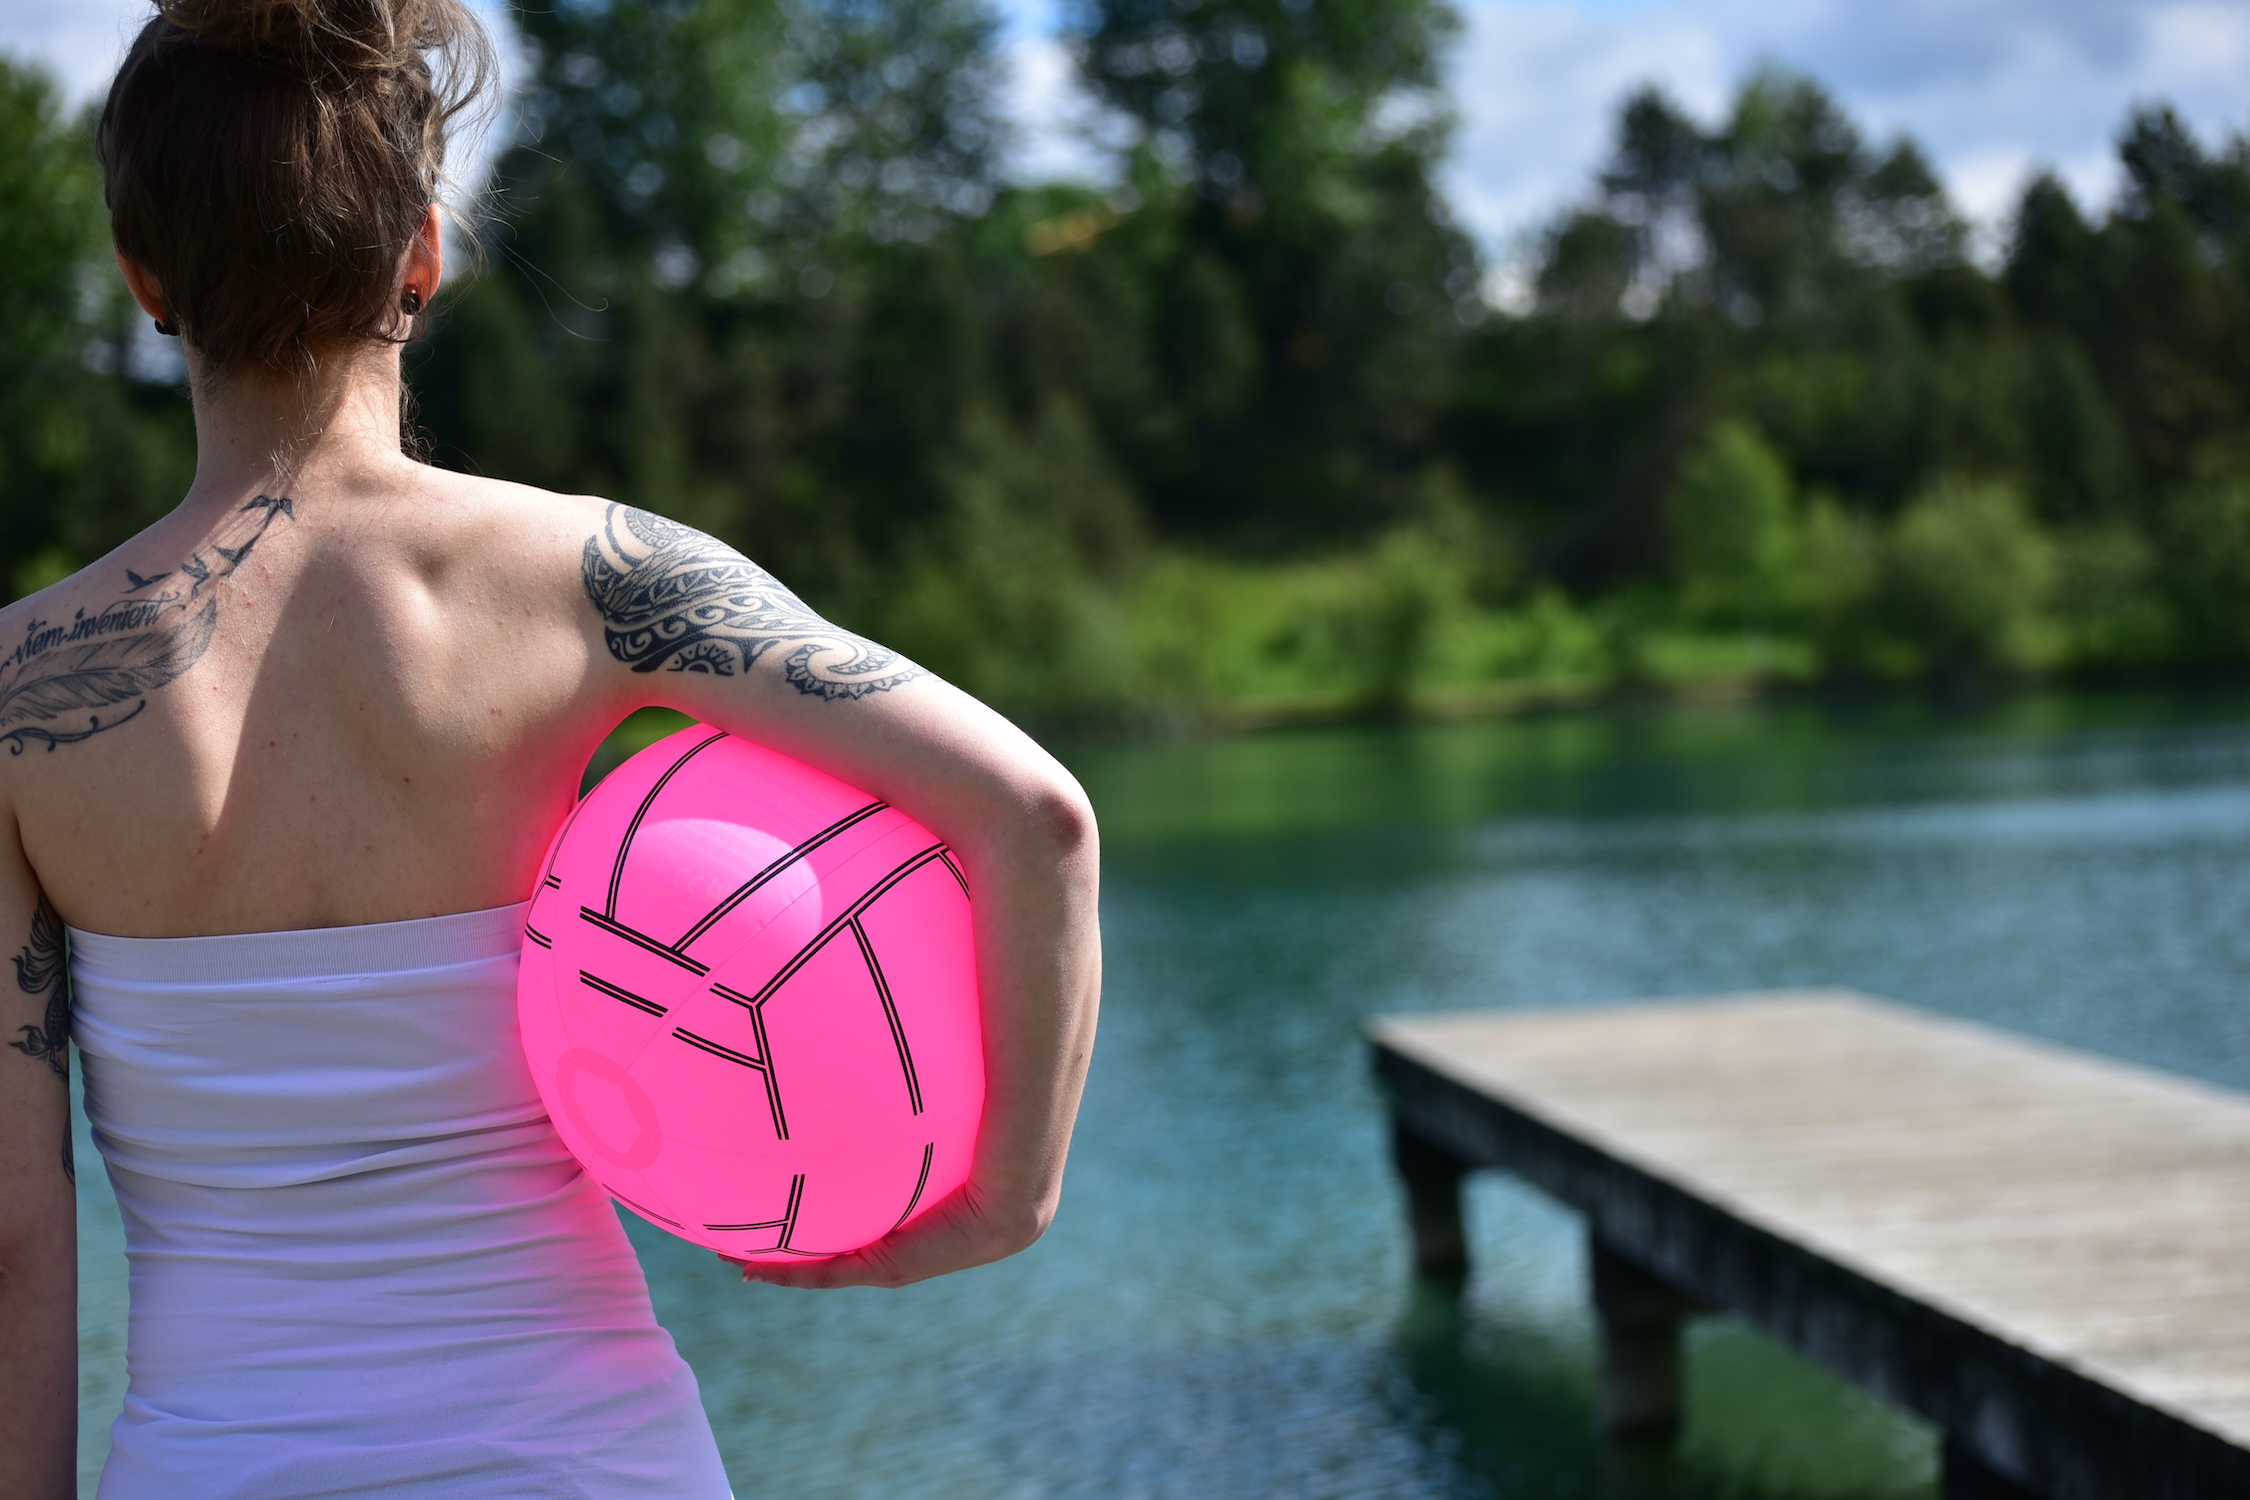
left=8, top=899, right=73, bottom=1181
left=580, top=505, right=924, bottom=700
left=0, top=494, right=295, bottom=754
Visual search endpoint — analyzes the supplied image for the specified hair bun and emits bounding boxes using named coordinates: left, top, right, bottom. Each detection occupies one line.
left=154, top=0, right=463, bottom=81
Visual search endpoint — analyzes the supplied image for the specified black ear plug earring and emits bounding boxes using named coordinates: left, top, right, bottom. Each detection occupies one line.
left=401, top=286, right=424, bottom=316
left=154, top=316, right=179, bottom=336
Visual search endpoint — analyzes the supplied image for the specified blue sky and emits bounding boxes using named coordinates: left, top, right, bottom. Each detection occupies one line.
left=1429, top=0, right=2250, bottom=258
left=9, top=0, right=2248, bottom=273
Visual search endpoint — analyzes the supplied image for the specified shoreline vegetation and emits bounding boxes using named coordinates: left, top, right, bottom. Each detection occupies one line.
left=5, top=0, right=2249, bottom=743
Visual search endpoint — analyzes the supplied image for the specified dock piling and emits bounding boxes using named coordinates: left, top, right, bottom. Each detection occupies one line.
left=1590, top=1236, right=1697, bottom=1443
left=1941, top=1436, right=2042, bottom=1500
left=1391, top=1121, right=1469, bottom=1278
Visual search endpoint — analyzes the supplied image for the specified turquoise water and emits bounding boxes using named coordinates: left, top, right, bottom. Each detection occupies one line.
left=76, top=688, right=2250, bottom=1496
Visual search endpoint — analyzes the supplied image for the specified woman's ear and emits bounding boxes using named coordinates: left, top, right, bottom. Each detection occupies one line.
left=402, top=204, right=444, bottom=308
left=114, top=252, right=169, bottom=323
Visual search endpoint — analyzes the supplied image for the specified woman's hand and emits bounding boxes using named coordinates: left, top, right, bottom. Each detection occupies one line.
left=720, top=1178, right=1047, bottom=1290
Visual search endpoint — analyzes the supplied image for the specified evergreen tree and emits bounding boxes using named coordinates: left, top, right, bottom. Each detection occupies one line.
left=1070, top=0, right=1478, bottom=544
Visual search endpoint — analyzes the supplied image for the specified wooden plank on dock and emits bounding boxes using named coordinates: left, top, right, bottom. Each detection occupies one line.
left=1370, top=989, right=2250, bottom=1500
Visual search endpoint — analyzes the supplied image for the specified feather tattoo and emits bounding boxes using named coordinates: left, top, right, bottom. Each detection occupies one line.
left=0, top=496, right=293, bottom=753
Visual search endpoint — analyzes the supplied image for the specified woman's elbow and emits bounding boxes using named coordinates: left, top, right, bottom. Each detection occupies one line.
left=1026, top=776, right=1098, bottom=863
left=943, top=761, right=1097, bottom=872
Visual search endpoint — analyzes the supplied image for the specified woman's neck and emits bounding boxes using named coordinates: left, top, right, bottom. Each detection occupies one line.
left=182, top=343, right=416, bottom=505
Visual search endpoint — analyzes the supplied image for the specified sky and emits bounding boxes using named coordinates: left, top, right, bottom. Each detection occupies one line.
left=9, top=0, right=2249, bottom=268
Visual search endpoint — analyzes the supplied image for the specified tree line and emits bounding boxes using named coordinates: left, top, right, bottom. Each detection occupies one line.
left=2, top=0, right=2247, bottom=726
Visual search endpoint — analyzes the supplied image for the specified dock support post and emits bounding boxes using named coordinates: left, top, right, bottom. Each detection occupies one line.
left=1390, top=1122, right=1468, bottom=1278
left=1591, top=1236, right=1695, bottom=1443
left=1941, top=1436, right=2040, bottom=1500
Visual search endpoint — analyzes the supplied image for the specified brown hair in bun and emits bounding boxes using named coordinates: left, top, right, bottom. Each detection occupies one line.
left=97, top=0, right=495, bottom=376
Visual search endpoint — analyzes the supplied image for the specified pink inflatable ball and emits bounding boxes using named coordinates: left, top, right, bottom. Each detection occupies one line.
left=518, top=724, right=983, bottom=1263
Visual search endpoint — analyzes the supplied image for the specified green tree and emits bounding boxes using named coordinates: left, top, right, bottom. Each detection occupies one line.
left=418, top=0, right=1021, bottom=592
left=1071, top=0, right=1478, bottom=543
left=2163, top=468, right=2250, bottom=656
left=0, top=60, right=193, bottom=597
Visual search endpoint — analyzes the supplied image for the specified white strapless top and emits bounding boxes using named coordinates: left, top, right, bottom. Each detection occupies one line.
left=70, top=903, right=732, bottom=1499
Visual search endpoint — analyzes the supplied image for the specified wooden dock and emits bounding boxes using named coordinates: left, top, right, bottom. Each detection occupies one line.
left=1370, top=990, right=2250, bottom=1500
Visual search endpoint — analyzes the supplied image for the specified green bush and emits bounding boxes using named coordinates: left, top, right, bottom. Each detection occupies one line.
left=1498, top=589, right=1606, bottom=684
left=1881, top=478, right=2056, bottom=669
left=1336, top=529, right=1470, bottom=711
left=1789, top=492, right=1880, bottom=667
left=1113, top=528, right=1487, bottom=720
left=1673, top=420, right=1798, bottom=622
left=1126, top=554, right=1303, bottom=711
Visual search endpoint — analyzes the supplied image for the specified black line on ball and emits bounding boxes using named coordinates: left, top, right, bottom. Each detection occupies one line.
left=892, top=1143, right=935, bottom=1232
left=673, top=799, right=889, bottom=953
left=578, top=909, right=709, bottom=975
left=524, top=924, right=552, bottom=949
left=602, top=728, right=727, bottom=920
left=612, top=1188, right=683, bottom=1229
left=705, top=1172, right=805, bottom=1251
left=581, top=970, right=667, bottom=1017
left=737, top=844, right=953, bottom=1010
left=850, top=917, right=923, bottom=1115
left=674, top=1020, right=789, bottom=1140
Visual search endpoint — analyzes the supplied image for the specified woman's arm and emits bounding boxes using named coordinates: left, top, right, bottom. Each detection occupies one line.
left=0, top=818, right=76, bottom=1492
left=574, top=504, right=1101, bottom=1288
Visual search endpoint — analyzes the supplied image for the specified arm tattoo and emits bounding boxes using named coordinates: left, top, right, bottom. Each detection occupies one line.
left=581, top=505, right=924, bottom=701
left=0, top=495, right=294, bottom=754
left=9, top=900, right=73, bottom=1181
left=8, top=901, right=67, bottom=1079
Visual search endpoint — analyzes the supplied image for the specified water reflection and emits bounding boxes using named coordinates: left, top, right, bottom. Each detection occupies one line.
left=76, top=687, right=2250, bottom=1495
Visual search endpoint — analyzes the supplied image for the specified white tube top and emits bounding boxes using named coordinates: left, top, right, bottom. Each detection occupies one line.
left=70, top=903, right=732, bottom=1499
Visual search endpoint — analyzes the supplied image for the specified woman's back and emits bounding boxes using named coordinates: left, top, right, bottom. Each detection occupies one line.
left=3, top=454, right=612, bottom=938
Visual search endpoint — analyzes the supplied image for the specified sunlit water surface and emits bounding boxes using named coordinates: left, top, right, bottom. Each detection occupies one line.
left=76, top=688, right=2250, bottom=1497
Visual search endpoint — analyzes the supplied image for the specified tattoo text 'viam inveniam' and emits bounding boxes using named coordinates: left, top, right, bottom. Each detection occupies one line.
left=580, top=505, right=924, bottom=701
left=0, top=495, right=293, bottom=754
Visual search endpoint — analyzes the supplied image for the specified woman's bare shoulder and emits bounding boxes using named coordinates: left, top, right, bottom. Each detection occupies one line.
left=401, top=467, right=615, bottom=557
left=383, top=468, right=629, bottom=622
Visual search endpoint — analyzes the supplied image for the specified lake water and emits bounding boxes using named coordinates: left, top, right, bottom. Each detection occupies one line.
left=75, top=687, right=2250, bottom=1497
